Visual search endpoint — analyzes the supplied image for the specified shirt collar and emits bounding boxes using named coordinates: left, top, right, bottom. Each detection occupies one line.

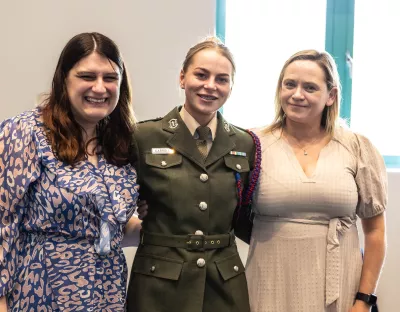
left=180, top=106, right=217, bottom=141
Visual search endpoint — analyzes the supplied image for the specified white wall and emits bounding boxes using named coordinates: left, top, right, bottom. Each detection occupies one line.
left=375, top=171, right=400, bottom=311
left=0, top=0, right=216, bottom=288
left=0, top=0, right=215, bottom=121
left=1, top=1, right=399, bottom=311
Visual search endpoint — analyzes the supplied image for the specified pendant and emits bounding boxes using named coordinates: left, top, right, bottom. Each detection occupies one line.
left=303, top=150, right=308, bottom=156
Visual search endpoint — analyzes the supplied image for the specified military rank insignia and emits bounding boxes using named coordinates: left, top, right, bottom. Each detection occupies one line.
left=230, top=151, right=247, bottom=157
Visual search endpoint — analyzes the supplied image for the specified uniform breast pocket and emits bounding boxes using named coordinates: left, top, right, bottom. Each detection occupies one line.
left=224, top=155, right=250, bottom=173
left=144, top=153, right=183, bottom=182
left=145, top=153, right=183, bottom=169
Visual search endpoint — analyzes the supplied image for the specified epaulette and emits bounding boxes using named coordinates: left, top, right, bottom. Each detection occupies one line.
left=137, top=117, right=163, bottom=124
left=229, top=123, right=253, bottom=137
left=233, top=124, right=249, bottom=133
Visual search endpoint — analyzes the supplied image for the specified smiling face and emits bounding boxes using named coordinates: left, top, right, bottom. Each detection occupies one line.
left=280, top=60, right=336, bottom=127
left=180, top=48, right=233, bottom=125
left=66, top=52, right=121, bottom=131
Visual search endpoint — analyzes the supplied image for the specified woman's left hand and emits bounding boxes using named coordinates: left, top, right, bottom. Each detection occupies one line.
left=137, top=199, right=148, bottom=220
left=121, top=215, right=142, bottom=248
left=349, top=300, right=371, bottom=312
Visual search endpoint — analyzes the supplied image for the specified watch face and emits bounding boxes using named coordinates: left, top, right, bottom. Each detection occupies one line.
left=369, top=294, right=378, bottom=305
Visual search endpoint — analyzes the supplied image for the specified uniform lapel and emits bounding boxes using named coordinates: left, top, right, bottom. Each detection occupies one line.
left=162, top=107, right=206, bottom=168
left=205, top=112, right=236, bottom=167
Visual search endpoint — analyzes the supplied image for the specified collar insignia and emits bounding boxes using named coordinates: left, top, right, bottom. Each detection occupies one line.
left=224, top=121, right=230, bottom=132
left=168, top=118, right=178, bottom=129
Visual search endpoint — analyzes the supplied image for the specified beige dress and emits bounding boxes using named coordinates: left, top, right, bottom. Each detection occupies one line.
left=246, top=127, right=387, bottom=312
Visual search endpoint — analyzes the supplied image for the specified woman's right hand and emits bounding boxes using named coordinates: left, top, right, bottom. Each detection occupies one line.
left=137, top=199, right=148, bottom=220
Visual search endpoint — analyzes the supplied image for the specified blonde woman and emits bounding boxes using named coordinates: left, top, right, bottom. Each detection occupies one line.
left=246, top=50, right=387, bottom=312
left=127, top=38, right=259, bottom=312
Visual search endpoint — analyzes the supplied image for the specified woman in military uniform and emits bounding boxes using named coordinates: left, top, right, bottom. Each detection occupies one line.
left=127, top=37, right=259, bottom=312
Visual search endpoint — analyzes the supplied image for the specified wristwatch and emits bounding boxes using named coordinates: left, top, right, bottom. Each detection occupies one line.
left=355, top=292, right=377, bottom=306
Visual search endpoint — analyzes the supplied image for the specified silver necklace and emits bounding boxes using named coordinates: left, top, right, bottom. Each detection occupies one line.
left=282, top=130, right=322, bottom=156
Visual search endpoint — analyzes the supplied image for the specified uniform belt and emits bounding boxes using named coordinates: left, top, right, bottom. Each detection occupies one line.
left=140, top=231, right=235, bottom=251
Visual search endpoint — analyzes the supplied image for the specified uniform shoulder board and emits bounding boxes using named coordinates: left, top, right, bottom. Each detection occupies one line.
left=137, top=117, right=163, bottom=124
left=229, top=124, right=249, bottom=134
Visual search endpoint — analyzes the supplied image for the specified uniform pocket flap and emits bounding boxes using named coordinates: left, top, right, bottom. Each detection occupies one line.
left=145, top=153, right=182, bottom=169
left=224, top=156, right=250, bottom=173
left=133, top=254, right=184, bottom=280
left=215, top=253, right=245, bottom=281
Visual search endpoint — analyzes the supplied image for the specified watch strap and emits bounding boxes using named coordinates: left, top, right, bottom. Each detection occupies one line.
left=355, top=292, right=377, bottom=306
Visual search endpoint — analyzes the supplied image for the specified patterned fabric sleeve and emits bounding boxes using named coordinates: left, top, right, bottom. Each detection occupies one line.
left=0, top=114, right=40, bottom=296
left=354, top=133, right=388, bottom=218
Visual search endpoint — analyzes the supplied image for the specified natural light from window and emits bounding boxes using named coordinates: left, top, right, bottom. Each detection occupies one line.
left=351, top=0, right=400, bottom=155
left=224, top=0, right=327, bottom=129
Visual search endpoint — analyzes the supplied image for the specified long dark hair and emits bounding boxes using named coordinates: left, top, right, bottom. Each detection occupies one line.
left=40, top=32, right=135, bottom=166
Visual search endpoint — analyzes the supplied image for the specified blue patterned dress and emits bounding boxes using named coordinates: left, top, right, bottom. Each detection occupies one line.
left=0, top=109, right=139, bottom=311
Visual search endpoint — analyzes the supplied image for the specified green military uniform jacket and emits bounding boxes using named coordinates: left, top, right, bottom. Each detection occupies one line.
left=127, top=107, right=255, bottom=312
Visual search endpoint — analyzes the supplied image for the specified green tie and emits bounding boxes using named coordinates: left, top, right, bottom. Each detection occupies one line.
left=196, top=126, right=210, bottom=161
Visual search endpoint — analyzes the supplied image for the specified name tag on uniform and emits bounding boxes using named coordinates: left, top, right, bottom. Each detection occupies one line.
left=151, top=148, right=175, bottom=155
left=230, top=151, right=247, bottom=157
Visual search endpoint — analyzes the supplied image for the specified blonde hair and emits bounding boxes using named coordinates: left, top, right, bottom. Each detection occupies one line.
left=182, top=36, right=236, bottom=82
left=264, top=49, right=342, bottom=135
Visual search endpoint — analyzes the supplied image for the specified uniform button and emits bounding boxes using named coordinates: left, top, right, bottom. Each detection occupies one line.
left=150, top=266, right=156, bottom=272
left=197, top=258, right=206, bottom=268
left=233, top=266, right=239, bottom=272
left=199, top=202, right=208, bottom=211
left=161, top=161, right=167, bottom=167
left=195, top=230, right=204, bottom=235
left=200, top=173, right=209, bottom=182
left=236, top=164, right=242, bottom=170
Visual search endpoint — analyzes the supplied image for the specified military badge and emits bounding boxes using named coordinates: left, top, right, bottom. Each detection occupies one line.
left=168, top=119, right=178, bottom=129
left=224, top=121, right=230, bottom=132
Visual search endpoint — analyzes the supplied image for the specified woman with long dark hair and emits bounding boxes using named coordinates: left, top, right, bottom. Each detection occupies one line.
left=0, top=32, right=141, bottom=311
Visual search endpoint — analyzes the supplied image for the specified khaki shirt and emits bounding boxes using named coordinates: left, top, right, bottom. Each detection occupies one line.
left=179, top=105, right=217, bottom=153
